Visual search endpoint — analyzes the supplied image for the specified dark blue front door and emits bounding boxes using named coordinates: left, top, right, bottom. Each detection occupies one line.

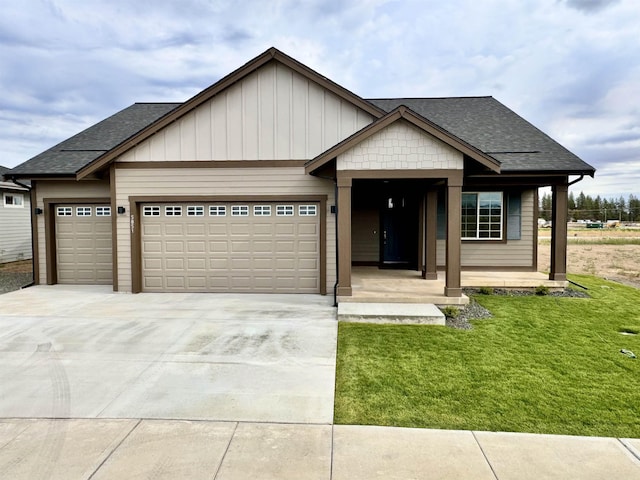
left=381, top=195, right=417, bottom=268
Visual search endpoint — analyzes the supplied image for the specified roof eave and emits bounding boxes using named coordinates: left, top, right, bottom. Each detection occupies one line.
left=306, top=106, right=501, bottom=175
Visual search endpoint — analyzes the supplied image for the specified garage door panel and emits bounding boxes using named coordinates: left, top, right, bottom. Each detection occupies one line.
left=164, top=224, right=185, bottom=235
left=141, top=202, right=319, bottom=293
left=143, top=241, right=162, bottom=253
left=166, top=276, right=186, bottom=288
left=165, top=258, right=185, bottom=269
left=187, top=224, right=206, bottom=235
left=55, top=204, right=113, bottom=285
left=165, top=242, right=184, bottom=253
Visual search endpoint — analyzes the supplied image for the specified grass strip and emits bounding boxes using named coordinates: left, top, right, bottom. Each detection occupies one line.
left=334, top=275, right=640, bottom=437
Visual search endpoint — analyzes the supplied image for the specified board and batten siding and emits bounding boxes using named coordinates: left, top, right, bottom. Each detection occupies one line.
left=0, top=188, right=32, bottom=263
left=34, top=180, right=110, bottom=284
left=117, top=62, right=374, bottom=163
left=437, top=189, right=535, bottom=268
left=114, top=167, right=336, bottom=293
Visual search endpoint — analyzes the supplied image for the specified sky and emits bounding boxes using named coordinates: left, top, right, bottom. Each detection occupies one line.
left=1, top=0, right=639, bottom=198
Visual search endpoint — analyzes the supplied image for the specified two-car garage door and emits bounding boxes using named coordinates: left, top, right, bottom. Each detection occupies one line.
left=140, top=202, right=320, bottom=293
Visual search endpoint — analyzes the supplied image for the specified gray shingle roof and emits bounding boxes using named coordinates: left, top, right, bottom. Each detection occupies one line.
left=8, top=95, right=593, bottom=177
left=8, top=103, right=180, bottom=176
left=367, top=97, right=594, bottom=174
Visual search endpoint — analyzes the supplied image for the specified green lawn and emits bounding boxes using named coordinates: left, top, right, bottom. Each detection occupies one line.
left=334, top=275, right=640, bottom=437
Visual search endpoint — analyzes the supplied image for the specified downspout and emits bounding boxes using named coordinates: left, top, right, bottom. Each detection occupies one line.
left=7, top=176, right=36, bottom=289
left=567, top=174, right=585, bottom=187
left=311, top=172, right=339, bottom=307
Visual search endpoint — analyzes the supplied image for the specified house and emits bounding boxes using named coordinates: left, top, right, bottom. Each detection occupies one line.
left=0, top=166, right=32, bottom=264
left=5, top=48, right=595, bottom=300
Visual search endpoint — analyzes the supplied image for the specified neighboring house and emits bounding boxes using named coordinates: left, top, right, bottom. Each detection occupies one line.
left=0, top=166, right=32, bottom=264
left=5, top=48, right=595, bottom=299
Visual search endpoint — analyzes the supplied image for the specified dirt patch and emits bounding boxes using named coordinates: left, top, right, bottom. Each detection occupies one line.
left=0, top=260, right=33, bottom=274
left=538, top=238, right=640, bottom=290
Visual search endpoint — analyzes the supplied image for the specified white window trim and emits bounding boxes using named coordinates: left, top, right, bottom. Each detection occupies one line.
left=299, top=204, right=317, bottom=216
left=231, top=205, right=249, bottom=216
left=76, top=206, right=92, bottom=217
left=187, top=205, right=205, bottom=216
left=143, top=206, right=160, bottom=216
left=3, top=193, right=24, bottom=208
left=96, top=206, right=111, bottom=216
left=253, top=205, right=272, bottom=216
left=57, top=206, right=73, bottom=216
left=209, top=205, right=227, bottom=216
left=462, top=191, right=504, bottom=241
left=276, top=205, right=294, bottom=216
left=165, top=206, right=183, bottom=217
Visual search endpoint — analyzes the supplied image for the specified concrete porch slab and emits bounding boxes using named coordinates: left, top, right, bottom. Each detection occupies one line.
left=337, top=302, right=445, bottom=325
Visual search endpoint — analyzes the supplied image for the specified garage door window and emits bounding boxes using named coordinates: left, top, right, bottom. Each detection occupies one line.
left=231, top=205, right=249, bottom=216
left=299, top=205, right=317, bottom=216
left=165, top=206, right=182, bottom=216
left=57, top=206, right=73, bottom=216
left=96, top=206, right=111, bottom=216
left=276, top=205, right=294, bottom=216
left=76, top=206, right=92, bottom=216
left=209, top=205, right=226, bottom=216
left=187, top=206, right=204, bottom=216
left=253, top=205, right=271, bottom=216
left=143, top=206, right=160, bottom=216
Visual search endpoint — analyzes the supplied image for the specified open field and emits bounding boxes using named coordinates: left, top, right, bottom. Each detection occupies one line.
left=538, top=228, right=640, bottom=289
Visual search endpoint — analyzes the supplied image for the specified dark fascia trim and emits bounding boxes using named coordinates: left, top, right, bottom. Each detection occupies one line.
left=76, top=47, right=386, bottom=180
left=305, top=106, right=501, bottom=175
left=115, top=160, right=307, bottom=169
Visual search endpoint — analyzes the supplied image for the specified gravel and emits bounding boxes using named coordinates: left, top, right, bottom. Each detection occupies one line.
left=0, top=272, right=33, bottom=295
left=444, top=287, right=589, bottom=330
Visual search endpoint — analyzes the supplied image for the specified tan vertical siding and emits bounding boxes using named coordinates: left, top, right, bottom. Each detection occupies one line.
left=117, top=62, right=374, bottom=163
left=114, top=167, right=335, bottom=293
left=0, top=189, right=32, bottom=263
left=34, top=180, right=110, bottom=284
left=437, top=189, right=535, bottom=268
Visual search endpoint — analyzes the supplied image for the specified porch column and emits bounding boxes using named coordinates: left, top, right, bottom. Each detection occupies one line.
left=445, top=179, right=462, bottom=297
left=418, top=194, right=425, bottom=276
left=424, top=189, right=438, bottom=280
left=550, top=182, right=568, bottom=281
left=337, top=177, right=352, bottom=296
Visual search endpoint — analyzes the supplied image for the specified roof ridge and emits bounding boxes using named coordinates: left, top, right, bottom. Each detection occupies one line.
left=367, top=96, right=494, bottom=100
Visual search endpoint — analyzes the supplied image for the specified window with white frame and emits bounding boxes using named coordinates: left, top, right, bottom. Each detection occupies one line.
left=298, top=204, right=317, bottom=216
left=3, top=193, right=24, bottom=208
left=231, top=205, right=249, bottom=216
left=462, top=192, right=503, bottom=240
left=253, top=205, right=271, bottom=216
left=76, top=206, right=92, bottom=216
left=209, top=205, right=226, bottom=216
left=57, top=206, right=72, bottom=216
left=143, top=206, right=160, bottom=216
left=96, top=206, right=111, bottom=216
left=187, top=206, right=204, bottom=216
left=165, top=206, right=182, bottom=216
left=276, top=205, right=294, bottom=216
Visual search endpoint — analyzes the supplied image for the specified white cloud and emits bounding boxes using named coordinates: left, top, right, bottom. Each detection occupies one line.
left=0, top=0, right=638, bottom=200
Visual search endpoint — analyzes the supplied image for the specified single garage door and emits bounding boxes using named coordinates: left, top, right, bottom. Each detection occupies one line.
left=55, top=204, right=113, bottom=284
left=141, top=202, right=320, bottom=293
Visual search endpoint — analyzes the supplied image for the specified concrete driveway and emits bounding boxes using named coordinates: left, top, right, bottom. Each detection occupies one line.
left=0, top=285, right=337, bottom=424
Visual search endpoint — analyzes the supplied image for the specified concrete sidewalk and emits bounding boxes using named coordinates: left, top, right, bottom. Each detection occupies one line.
left=1, top=419, right=639, bottom=479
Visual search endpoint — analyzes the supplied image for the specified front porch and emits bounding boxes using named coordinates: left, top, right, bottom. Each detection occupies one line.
left=337, top=267, right=567, bottom=306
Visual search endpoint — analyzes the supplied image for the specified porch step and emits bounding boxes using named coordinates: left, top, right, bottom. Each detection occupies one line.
left=337, top=302, right=445, bottom=325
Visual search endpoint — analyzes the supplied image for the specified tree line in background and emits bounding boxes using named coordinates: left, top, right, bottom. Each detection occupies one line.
left=539, top=192, right=640, bottom=222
